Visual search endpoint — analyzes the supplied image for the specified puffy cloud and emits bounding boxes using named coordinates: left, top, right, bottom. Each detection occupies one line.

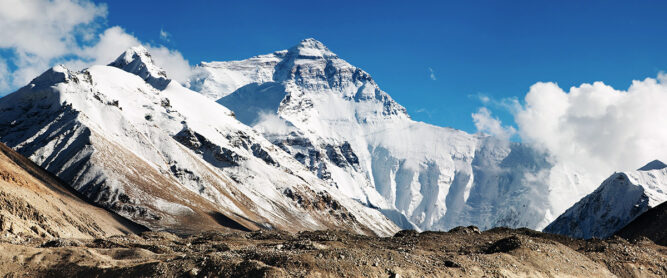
left=147, top=45, right=191, bottom=83
left=0, top=0, right=106, bottom=88
left=514, top=76, right=667, bottom=184
left=472, top=107, right=516, bottom=141
left=75, top=27, right=192, bottom=83
left=0, top=0, right=192, bottom=95
left=78, top=26, right=141, bottom=66
left=0, top=0, right=106, bottom=60
left=428, top=67, right=436, bottom=81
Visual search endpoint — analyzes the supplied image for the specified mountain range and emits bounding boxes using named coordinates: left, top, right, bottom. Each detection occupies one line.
left=0, top=45, right=396, bottom=236
left=0, top=38, right=664, bottom=239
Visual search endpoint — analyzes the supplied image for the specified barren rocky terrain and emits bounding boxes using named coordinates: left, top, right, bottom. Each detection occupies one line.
left=0, top=227, right=665, bottom=277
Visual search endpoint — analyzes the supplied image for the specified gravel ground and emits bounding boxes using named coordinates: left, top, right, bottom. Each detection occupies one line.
left=0, top=226, right=665, bottom=277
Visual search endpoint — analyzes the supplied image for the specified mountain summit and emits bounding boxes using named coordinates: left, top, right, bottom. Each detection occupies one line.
left=108, top=45, right=171, bottom=90
left=189, top=38, right=409, bottom=122
left=638, top=159, right=667, bottom=171
left=287, top=38, right=337, bottom=58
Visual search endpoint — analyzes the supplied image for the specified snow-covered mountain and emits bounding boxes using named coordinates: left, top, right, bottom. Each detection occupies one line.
left=544, top=160, right=667, bottom=239
left=188, top=38, right=588, bottom=231
left=0, top=46, right=398, bottom=236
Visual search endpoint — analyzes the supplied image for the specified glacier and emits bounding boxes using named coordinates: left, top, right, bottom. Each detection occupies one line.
left=187, top=38, right=594, bottom=231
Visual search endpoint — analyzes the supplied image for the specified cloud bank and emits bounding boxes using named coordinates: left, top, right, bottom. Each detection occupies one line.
left=515, top=77, right=667, bottom=180
left=0, top=0, right=192, bottom=95
left=473, top=75, right=667, bottom=196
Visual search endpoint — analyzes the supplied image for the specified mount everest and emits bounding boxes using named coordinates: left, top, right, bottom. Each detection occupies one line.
left=0, top=38, right=663, bottom=237
left=187, top=38, right=600, bottom=231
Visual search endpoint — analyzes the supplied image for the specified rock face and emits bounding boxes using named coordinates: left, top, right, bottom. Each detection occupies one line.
left=544, top=160, right=667, bottom=239
left=0, top=48, right=398, bottom=236
left=0, top=142, right=145, bottom=240
left=616, top=200, right=667, bottom=245
left=188, top=38, right=586, bottom=231
left=107, top=46, right=170, bottom=90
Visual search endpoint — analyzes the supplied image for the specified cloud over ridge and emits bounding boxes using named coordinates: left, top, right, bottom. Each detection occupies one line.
left=0, top=0, right=191, bottom=95
left=509, top=75, right=667, bottom=187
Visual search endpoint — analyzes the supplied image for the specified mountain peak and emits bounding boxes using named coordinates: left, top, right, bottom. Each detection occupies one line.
left=638, top=160, right=667, bottom=171
left=298, top=38, right=327, bottom=49
left=108, top=45, right=170, bottom=90
left=287, top=38, right=336, bottom=58
left=25, top=64, right=74, bottom=90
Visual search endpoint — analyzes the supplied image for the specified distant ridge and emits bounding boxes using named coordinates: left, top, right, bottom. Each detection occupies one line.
left=638, top=159, right=667, bottom=171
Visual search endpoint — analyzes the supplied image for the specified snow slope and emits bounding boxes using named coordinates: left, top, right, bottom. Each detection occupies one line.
left=544, top=160, right=667, bottom=239
left=0, top=47, right=398, bottom=236
left=188, top=38, right=587, bottom=231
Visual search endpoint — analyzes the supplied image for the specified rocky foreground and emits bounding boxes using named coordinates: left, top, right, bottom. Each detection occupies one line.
left=0, top=227, right=665, bottom=277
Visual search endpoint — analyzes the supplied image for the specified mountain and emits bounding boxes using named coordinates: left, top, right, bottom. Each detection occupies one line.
left=616, top=200, right=667, bottom=245
left=0, top=46, right=398, bottom=236
left=0, top=142, right=144, bottom=239
left=188, top=38, right=587, bottom=231
left=543, top=160, right=667, bottom=239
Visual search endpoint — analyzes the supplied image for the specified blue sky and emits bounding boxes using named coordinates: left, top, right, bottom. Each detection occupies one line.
left=3, top=0, right=667, bottom=134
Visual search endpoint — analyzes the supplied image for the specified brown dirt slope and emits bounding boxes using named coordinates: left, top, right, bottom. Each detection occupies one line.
left=0, top=227, right=666, bottom=277
left=616, top=201, right=667, bottom=246
left=0, top=142, right=146, bottom=241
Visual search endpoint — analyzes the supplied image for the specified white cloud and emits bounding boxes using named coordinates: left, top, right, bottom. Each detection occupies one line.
left=514, top=76, right=667, bottom=184
left=0, top=0, right=106, bottom=88
left=78, top=26, right=141, bottom=66
left=75, top=27, right=192, bottom=82
left=147, top=45, right=191, bottom=83
left=0, top=0, right=106, bottom=60
left=470, top=92, right=491, bottom=104
left=0, top=0, right=192, bottom=95
left=472, top=107, right=516, bottom=141
left=0, top=58, right=9, bottom=91
left=428, top=67, right=436, bottom=81
left=160, top=28, right=171, bottom=42
left=253, top=111, right=294, bottom=135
